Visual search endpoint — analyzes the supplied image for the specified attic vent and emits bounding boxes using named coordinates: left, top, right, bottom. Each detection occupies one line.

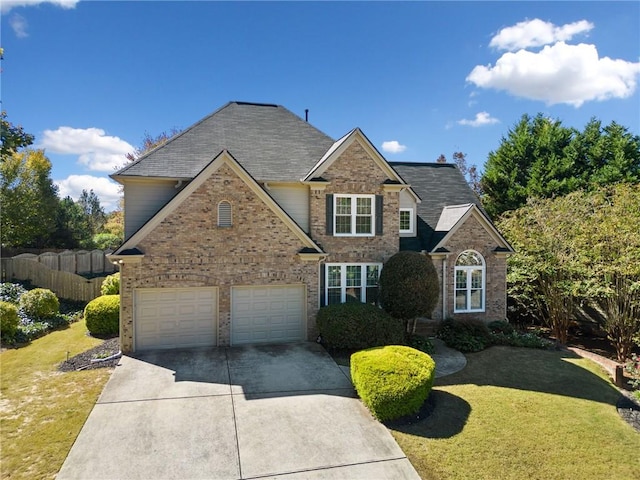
left=218, top=201, right=232, bottom=227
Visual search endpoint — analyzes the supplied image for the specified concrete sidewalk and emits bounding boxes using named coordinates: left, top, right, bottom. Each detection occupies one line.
left=56, top=343, right=420, bottom=480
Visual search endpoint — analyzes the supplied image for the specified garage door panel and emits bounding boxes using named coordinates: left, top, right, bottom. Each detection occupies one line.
left=231, top=285, right=305, bottom=345
left=135, top=287, right=218, bottom=351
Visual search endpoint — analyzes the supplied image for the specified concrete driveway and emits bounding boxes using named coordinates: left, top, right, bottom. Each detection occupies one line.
left=56, top=343, right=420, bottom=479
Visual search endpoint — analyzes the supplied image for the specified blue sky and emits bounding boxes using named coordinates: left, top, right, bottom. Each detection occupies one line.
left=2, top=0, right=639, bottom=211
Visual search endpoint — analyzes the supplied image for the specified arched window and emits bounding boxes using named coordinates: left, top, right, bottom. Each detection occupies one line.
left=454, top=250, right=485, bottom=312
left=217, top=201, right=232, bottom=227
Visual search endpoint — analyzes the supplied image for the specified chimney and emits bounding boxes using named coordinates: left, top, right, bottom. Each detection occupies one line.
left=305, top=109, right=309, bottom=122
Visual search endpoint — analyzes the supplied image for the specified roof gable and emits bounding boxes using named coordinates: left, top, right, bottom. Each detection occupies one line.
left=112, top=150, right=324, bottom=256
left=431, top=203, right=513, bottom=253
left=113, top=102, right=335, bottom=182
left=303, top=129, right=418, bottom=200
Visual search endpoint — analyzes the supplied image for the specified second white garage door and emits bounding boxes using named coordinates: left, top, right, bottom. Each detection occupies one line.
left=231, top=285, right=305, bottom=345
left=135, top=287, right=218, bottom=351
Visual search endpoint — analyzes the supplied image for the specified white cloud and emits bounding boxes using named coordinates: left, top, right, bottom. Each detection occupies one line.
left=40, top=126, right=134, bottom=172
left=9, top=14, right=29, bottom=37
left=467, top=41, right=640, bottom=107
left=55, top=175, right=121, bottom=212
left=457, top=112, right=500, bottom=127
left=1, top=0, right=79, bottom=14
left=381, top=140, right=407, bottom=154
left=490, top=19, right=593, bottom=51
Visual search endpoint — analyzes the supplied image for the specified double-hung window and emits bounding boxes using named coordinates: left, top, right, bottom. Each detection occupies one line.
left=399, top=208, right=413, bottom=233
left=325, top=263, right=381, bottom=305
left=454, top=250, right=485, bottom=312
left=334, top=195, right=375, bottom=236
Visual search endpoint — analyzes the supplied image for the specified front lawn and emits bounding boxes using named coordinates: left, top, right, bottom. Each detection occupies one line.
left=0, top=320, right=112, bottom=480
left=391, top=346, right=640, bottom=480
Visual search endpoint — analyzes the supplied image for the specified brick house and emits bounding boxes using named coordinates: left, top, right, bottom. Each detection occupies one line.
left=109, top=102, right=512, bottom=353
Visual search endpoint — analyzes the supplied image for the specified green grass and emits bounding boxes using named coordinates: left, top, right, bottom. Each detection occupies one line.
left=391, top=346, right=640, bottom=480
left=0, top=321, right=112, bottom=480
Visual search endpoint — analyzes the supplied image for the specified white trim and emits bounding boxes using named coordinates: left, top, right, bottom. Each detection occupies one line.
left=453, top=250, right=486, bottom=313
left=333, top=194, right=375, bottom=237
left=399, top=208, right=414, bottom=234
left=324, top=263, right=382, bottom=305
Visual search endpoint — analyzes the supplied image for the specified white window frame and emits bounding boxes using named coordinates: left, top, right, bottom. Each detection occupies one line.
left=399, top=208, right=414, bottom=233
left=333, top=194, right=375, bottom=237
left=325, top=263, right=382, bottom=305
left=453, top=250, right=486, bottom=313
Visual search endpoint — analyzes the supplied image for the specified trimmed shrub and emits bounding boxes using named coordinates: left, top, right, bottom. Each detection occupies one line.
left=317, top=302, right=404, bottom=350
left=437, top=318, right=492, bottom=352
left=19, top=288, right=59, bottom=320
left=85, top=295, right=120, bottom=335
left=0, top=282, right=27, bottom=304
left=379, top=251, right=439, bottom=325
left=351, top=345, right=436, bottom=421
left=100, top=272, right=120, bottom=295
left=1, top=301, right=19, bottom=341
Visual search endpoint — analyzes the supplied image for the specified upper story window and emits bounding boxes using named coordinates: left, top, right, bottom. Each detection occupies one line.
left=334, top=194, right=375, bottom=236
left=217, top=201, right=232, bottom=227
left=454, top=250, right=485, bottom=313
left=399, top=208, right=413, bottom=233
left=325, top=263, right=381, bottom=305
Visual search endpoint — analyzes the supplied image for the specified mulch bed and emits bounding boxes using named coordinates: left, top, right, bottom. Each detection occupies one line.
left=58, top=337, right=121, bottom=372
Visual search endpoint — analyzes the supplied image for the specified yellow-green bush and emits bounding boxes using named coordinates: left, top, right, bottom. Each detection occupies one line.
left=84, top=295, right=120, bottom=335
left=100, top=272, right=120, bottom=295
left=19, top=288, right=59, bottom=320
left=1, top=301, right=19, bottom=340
left=351, top=345, right=436, bottom=422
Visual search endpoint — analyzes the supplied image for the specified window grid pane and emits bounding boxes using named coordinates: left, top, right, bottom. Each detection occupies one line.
left=366, top=265, right=379, bottom=286
left=327, top=289, right=342, bottom=305
left=328, top=266, right=341, bottom=287
left=346, top=266, right=361, bottom=287
left=355, top=215, right=372, bottom=234
left=400, top=210, right=411, bottom=231
left=470, top=289, right=483, bottom=310
left=455, top=270, right=467, bottom=289
left=356, top=197, right=371, bottom=215
left=455, top=291, right=467, bottom=310
left=335, top=197, right=351, bottom=215
left=335, top=216, right=351, bottom=234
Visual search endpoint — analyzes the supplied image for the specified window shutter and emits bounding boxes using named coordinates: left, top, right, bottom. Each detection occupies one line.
left=375, top=195, right=383, bottom=235
left=326, top=194, right=333, bottom=235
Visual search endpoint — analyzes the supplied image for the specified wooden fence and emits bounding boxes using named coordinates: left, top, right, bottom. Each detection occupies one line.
left=2, top=249, right=116, bottom=275
left=1, top=258, right=108, bottom=302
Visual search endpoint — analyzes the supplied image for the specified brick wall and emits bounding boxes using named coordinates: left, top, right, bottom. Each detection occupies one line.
left=119, top=163, right=318, bottom=352
left=310, top=140, right=400, bottom=265
left=430, top=214, right=508, bottom=322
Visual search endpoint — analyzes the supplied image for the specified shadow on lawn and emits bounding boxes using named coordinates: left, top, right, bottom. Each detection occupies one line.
left=436, top=346, right=621, bottom=406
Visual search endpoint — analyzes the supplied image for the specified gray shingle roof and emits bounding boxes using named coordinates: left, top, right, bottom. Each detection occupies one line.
left=390, top=162, right=482, bottom=251
left=114, top=102, right=335, bottom=182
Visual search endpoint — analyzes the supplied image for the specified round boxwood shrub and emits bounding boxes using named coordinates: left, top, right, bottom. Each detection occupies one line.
left=19, top=288, right=59, bottom=320
left=100, top=272, right=120, bottom=295
left=317, top=302, right=404, bottom=350
left=85, top=294, right=120, bottom=335
left=1, top=301, right=20, bottom=341
left=351, top=345, right=436, bottom=421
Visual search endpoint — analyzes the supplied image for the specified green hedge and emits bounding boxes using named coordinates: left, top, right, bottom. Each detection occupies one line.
left=437, top=318, right=492, bottom=352
left=85, top=295, right=120, bottom=335
left=351, top=345, right=436, bottom=421
left=19, top=288, right=59, bottom=320
left=317, top=302, right=404, bottom=350
left=0, top=301, right=19, bottom=340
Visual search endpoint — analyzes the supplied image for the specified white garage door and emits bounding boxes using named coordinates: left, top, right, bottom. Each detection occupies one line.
left=231, top=285, right=305, bottom=345
left=135, top=287, right=217, bottom=351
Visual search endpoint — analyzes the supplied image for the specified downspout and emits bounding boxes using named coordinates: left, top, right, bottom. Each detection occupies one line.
left=442, top=257, right=447, bottom=320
